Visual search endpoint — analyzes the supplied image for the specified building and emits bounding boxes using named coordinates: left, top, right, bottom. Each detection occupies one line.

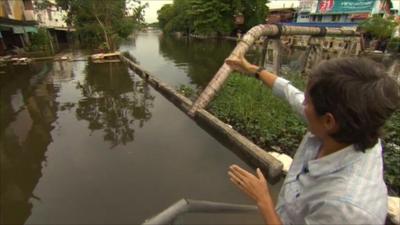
left=33, top=0, right=71, bottom=50
left=267, top=8, right=297, bottom=23
left=0, top=0, right=38, bottom=55
left=292, top=0, right=398, bottom=28
left=34, top=0, right=67, bottom=28
left=267, top=0, right=300, bottom=9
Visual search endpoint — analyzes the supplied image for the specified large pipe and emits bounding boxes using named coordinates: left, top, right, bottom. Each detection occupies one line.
left=188, top=24, right=359, bottom=116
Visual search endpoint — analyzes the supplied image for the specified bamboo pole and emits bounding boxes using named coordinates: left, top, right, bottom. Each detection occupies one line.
left=188, top=24, right=359, bottom=116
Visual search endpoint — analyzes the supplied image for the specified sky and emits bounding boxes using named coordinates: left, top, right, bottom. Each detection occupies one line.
left=142, top=0, right=173, bottom=23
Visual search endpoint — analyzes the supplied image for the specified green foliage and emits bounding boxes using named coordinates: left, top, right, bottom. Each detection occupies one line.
left=189, top=0, right=232, bottom=35
left=28, top=27, right=51, bottom=54
left=208, top=72, right=306, bottom=155
left=55, top=0, right=146, bottom=51
left=157, top=0, right=268, bottom=35
left=383, top=111, right=400, bottom=194
left=234, top=0, right=268, bottom=30
left=157, top=4, right=175, bottom=32
left=360, top=15, right=397, bottom=40
left=177, top=84, right=195, bottom=100
left=387, top=37, right=400, bottom=53
left=157, top=1, right=193, bottom=33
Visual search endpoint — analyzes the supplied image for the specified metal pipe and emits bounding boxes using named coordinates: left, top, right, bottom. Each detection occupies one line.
left=142, top=199, right=257, bottom=225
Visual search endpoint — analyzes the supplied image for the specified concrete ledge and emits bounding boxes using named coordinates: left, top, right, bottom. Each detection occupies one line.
left=120, top=55, right=283, bottom=180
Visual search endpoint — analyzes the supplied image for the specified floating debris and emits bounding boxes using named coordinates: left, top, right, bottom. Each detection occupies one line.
left=90, top=52, right=121, bottom=63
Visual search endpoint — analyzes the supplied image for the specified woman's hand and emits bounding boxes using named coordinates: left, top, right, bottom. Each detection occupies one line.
left=228, top=164, right=271, bottom=205
left=225, top=56, right=258, bottom=75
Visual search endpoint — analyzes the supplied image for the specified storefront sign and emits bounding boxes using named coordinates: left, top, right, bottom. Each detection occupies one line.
left=317, top=0, right=375, bottom=13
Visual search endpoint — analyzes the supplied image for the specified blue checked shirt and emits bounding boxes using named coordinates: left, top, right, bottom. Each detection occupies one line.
left=272, top=77, right=388, bottom=225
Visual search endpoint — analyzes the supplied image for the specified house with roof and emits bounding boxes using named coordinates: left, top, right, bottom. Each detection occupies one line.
left=0, top=0, right=38, bottom=55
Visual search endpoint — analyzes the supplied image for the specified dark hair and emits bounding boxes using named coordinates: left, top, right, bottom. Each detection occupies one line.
left=308, top=57, right=400, bottom=151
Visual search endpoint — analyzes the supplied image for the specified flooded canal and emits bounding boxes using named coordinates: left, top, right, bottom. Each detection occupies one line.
left=1, top=30, right=280, bottom=224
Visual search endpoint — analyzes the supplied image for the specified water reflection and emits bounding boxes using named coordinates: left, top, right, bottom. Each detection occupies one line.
left=0, top=64, right=58, bottom=224
left=74, top=62, right=154, bottom=147
left=158, top=35, right=236, bottom=88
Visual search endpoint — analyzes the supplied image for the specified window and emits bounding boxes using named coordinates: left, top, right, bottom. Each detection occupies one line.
left=332, top=15, right=341, bottom=21
left=47, top=9, right=52, bottom=20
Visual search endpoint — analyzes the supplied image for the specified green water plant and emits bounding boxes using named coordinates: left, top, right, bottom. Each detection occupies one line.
left=208, top=72, right=306, bottom=155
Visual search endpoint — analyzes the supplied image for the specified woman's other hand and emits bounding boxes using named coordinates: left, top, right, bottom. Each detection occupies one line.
left=228, top=164, right=271, bottom=205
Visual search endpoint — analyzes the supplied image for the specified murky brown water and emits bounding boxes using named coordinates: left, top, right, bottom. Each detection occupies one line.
left=1, top=31, right=282, bottom=224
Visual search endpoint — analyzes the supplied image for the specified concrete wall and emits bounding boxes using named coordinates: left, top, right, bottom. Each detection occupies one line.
left=0, top=0, right=26, bottom=21
left=34, top=6, right=67, bottom=28
left=267, top=0, right=300, bottom=9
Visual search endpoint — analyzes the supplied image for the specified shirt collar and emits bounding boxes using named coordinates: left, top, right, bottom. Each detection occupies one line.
left=307, top=143, right=363, bottom=177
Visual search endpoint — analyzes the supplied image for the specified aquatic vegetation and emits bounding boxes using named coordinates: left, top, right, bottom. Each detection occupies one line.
left=177, top=84, right=196, bottom=100
left=208, top=72, right=307, bottom=155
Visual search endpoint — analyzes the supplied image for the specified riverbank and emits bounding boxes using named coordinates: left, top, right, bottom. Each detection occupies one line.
left=205, top=72, right=400, bottom=195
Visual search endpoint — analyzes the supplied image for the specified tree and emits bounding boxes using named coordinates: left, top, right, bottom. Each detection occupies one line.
left=157, top=4, right=177, bottom=32
left=240, top=0, right=268, bottom=30
left=55, top=0, right=147, bottom=51
left=360, top=15, right=397, bottom=40
left=189, top=0, right=232, bottom=35
left=157, top=0, right=192, bottom=34
left=157, top=0, right=268, bottom=35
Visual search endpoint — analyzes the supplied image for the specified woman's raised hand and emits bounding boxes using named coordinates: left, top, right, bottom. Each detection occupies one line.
left=225, top=56, right=258, bottom=75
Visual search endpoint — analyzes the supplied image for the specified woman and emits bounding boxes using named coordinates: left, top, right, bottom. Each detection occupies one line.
left=226, top=56, right=399, bottom=225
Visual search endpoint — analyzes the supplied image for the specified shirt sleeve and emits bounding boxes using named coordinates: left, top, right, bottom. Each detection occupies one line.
left=272, top=77, right=305, bottom=120
left=304, top=200, right=383, bottom=225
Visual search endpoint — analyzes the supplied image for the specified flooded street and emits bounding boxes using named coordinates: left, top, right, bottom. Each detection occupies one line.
left=1, top=31, right=280, bottom=224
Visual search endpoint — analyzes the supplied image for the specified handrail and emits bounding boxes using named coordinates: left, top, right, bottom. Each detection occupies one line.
left=142, top=199, right=258, bottom=225
left=188, top=24, right=359, bottom=116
